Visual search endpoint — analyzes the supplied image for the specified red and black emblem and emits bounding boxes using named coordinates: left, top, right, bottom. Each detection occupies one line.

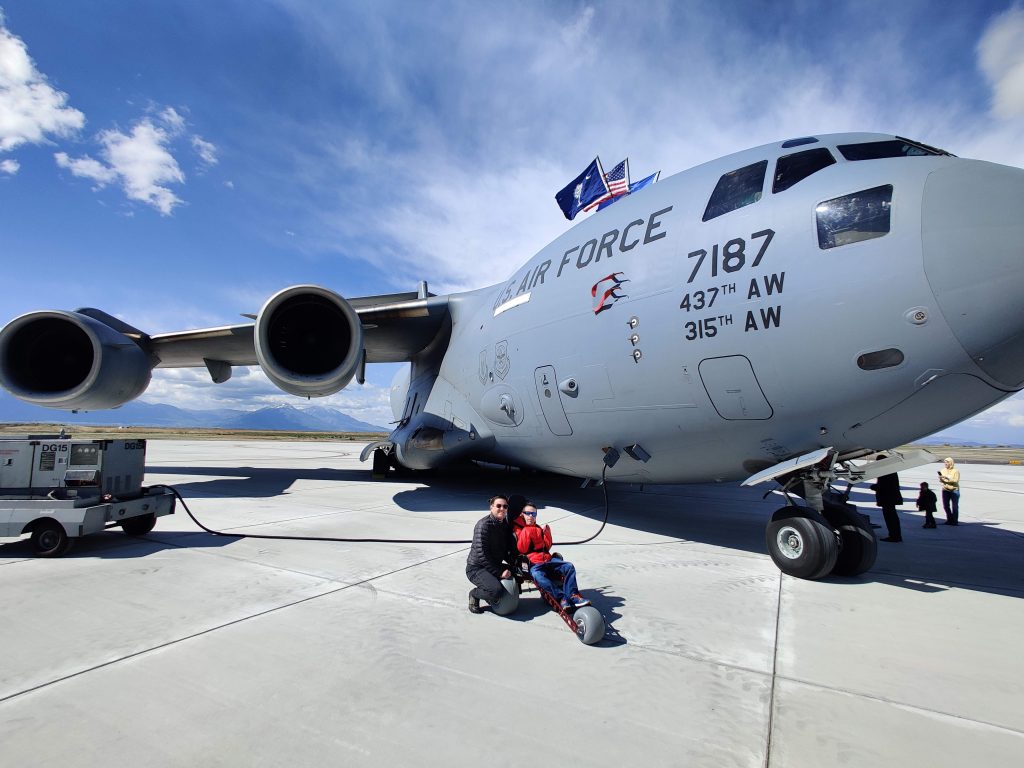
left=591, top=272, right=629, bottom=314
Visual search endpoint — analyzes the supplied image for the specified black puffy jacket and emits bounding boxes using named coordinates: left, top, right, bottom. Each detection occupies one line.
left=466, top=514, right=516, bottom=577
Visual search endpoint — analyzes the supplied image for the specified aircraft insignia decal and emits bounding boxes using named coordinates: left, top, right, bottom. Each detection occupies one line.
left=592, top=272, right=630, bottom=314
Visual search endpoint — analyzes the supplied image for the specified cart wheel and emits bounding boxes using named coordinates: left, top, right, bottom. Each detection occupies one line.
left=573, top=606, right=605, bottom=645
left=31, top=520, right=72, bottom=558
left=121, top=513, right=157, bottom=536
left=491, top=578, right=520, bottom=616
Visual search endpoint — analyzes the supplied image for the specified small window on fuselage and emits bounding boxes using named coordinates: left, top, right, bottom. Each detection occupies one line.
left=702, top=160, right=768, bottom=222
left=772, top=148, right=836, bottom=193
left=837, top=138, right=947, bottom=161
left=857, top=348, right=905, bottom=370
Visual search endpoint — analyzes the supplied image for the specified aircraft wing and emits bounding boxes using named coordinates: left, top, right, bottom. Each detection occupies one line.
left=143, top=291, right=451, bottom=369
left=0, top=286, right=453, bottom=410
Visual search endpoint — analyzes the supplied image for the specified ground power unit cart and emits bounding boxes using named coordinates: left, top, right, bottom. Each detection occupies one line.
left=0, top=436, right=175, bottom=556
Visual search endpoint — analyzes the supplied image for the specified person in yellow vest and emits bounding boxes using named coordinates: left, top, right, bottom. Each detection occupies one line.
left=937, top=457, right=961, bottom=526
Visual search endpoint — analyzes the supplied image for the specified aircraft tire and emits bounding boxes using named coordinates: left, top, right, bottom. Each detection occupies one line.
left=491, top=578, right=520, bottom=616
left=121, top=513, right=157, bottom=536
left=822, top=501, right=878, bottom=577
left=573, top=606, right=605, bottom=645
left=766, top=508, right=838, bottom=580
left=31, top=520, right=73, bottom=557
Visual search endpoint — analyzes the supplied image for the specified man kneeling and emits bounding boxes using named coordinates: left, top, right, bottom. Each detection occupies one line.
left=514, top=501, right=590, bottom=610
left=466, top=495, right=517, bottom=614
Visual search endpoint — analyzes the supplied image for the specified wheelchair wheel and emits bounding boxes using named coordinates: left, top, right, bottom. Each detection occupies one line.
left=573, top=606, right=605, bottom=645
left=491, top=578, right=520, bottom=616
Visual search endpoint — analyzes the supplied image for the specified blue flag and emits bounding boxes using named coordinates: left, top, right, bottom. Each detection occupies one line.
left=629, top=170, right=659, bottom=193
left=597, top=169, right=659, bottom=211
left=555, top=158, right=611, bottom=220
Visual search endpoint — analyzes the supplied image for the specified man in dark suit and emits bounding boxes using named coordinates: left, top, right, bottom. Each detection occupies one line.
left=871, top=454, right=904, bottom=543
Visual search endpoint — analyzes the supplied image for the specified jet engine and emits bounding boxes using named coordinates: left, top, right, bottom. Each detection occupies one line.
left=254, top=285, right=364, bottom=397
left=0, top=310, right=152, bottom=410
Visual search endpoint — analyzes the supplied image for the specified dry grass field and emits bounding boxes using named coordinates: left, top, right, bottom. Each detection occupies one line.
left=0, top=422, right=389, bottom=442
left=1, top=421, right=1021, bottom=464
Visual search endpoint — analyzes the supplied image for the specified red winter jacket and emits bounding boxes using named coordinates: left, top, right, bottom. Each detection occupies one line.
left=515, top=522, right=553, bottom=565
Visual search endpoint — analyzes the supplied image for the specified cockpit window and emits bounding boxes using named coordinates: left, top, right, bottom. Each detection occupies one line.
left=816, top=185, right=893, bottom=249
left=702, top=160, right=768, bottom=222
left=781, top=137, right=819, bottom=148
left=772, top=148, right=836, bottom=194
left=837, top=138, right=947, bottom=161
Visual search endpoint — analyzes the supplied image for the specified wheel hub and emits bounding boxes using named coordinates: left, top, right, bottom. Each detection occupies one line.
left=776, top=525, right=804, bottom=559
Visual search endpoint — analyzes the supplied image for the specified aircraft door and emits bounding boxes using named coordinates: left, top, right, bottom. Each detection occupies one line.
left=698, top=355, right=773, bottom=420
left=534, top=366, right=572, bottom=436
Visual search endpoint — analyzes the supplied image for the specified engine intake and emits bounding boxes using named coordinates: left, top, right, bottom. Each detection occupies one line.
left=0, top=311, right=152, bottom=410
left=254, top=285, right=364, bottom=397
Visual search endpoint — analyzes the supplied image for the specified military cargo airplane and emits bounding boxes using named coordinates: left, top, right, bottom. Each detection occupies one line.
left=3, top=132, right=1023, bottom=580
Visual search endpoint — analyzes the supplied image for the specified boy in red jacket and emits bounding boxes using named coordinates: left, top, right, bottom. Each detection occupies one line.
left=513, top=502, right=590, bottom=610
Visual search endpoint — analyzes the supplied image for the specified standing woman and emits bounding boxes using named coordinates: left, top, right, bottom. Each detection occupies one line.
left=938, top=457, right=961, bottom=526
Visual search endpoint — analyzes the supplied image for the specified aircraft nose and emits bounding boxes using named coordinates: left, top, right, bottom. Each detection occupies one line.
left=922, top=160, right=1024, bottom=389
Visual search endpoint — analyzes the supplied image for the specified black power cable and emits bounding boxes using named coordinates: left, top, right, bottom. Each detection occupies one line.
left=554, top=464, right=610, bottom=546
left=153, top=465, right=611, bottom=546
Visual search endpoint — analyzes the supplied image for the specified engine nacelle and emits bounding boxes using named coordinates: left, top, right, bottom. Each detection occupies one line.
left=254, top=285, right=364, bottom=398
left=0, top=311, right=152, bottom=410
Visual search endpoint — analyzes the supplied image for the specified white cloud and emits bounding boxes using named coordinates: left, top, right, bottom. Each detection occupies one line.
left=54, top=151, right=116, bottom=185
left=192, top=135, right=217, bottom=167
left=54, top=105, right=219, bottom=215
left=159, top=106, right=186, bottom=133
left=962, top=392, right=1024, bottom=428
left=103, top=120, right=185, bottom=213
left=978, top=6, right=1024, bottom=119
left=0, top=157, right=18, bottom=174
left=56, top=116, right=186, bottom=215
left=0, top=16, right=84, bottom=153
left=141, top=367, right=395, bottom=427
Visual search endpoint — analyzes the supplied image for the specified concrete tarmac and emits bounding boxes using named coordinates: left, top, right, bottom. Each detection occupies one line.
left=1, top=440, right=1022, bottom=767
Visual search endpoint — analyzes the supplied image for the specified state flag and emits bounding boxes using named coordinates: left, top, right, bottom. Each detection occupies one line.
left=555, top=157, right=611, bottom=220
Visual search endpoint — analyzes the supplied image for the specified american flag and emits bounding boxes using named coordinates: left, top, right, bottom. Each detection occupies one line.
left=605, top=159, right=630, bottom=197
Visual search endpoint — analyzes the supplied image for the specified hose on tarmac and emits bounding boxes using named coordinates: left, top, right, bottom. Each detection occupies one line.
left=152, top=465, right=610, bottom=546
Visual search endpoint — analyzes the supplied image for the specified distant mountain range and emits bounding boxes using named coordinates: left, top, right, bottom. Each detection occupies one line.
left=2, top=391, right=1021, bottom=445
left=0, top=395, right=387, bottom=433
left=907, top=433, right=1024, bottom=448
left=914, top=436, right=1024, bottom=448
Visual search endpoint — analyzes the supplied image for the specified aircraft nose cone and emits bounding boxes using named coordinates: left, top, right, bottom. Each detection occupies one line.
left=922, top=160, right=1024, bottom=388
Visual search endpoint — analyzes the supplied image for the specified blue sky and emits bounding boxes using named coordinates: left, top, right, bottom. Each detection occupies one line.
left=2, top=1, right=1024, bottom=440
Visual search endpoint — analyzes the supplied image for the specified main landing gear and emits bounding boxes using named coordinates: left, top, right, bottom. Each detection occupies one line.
left=744, top=446, right=924, bottom=580
left=765, top=490, right=876, bottom=580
